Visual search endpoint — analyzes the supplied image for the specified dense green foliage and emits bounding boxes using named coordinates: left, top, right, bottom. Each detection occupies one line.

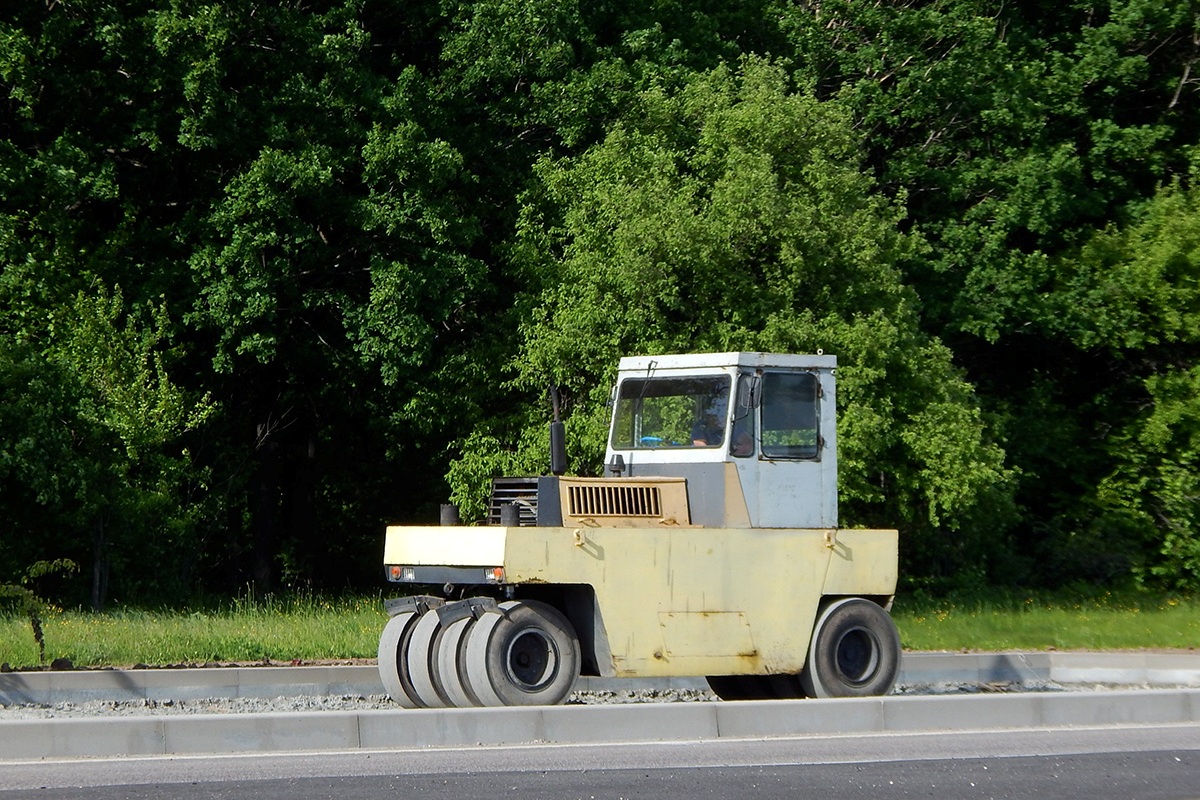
left=2, top=1, right=1198, bottom=605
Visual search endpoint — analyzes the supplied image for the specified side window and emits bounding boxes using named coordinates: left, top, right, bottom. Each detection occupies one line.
left=760, top=372, right=819, bottom=460
left=730, top=374, right=756, bottom=458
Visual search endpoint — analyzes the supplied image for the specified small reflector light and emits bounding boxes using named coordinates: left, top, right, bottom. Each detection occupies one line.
left=388, top=566, right=402, bottom=580
left=484, top=567, right=505, bottom=583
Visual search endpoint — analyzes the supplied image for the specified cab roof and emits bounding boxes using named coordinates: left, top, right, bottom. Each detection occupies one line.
left=616, top=351, right=836, bottom=374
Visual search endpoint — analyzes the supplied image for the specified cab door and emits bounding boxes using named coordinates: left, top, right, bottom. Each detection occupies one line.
left=732, top=369, right=838, bottom=529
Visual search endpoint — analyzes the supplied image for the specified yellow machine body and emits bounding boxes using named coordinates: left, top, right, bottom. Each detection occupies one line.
left=383, top=523, right=897, bottom=678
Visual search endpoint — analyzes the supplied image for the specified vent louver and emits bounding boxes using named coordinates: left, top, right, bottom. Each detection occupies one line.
left=488, top=477, right=539, bottom=526
left=559, top=477, right=691, bottom=526
left=567, top=483, right=662, bottom=518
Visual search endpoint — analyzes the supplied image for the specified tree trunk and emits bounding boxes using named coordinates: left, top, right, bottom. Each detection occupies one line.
left=286, top=432, right=317, bottom=586
left=91, top=517, right=108, bottom=612
left=253, top=423, right=281, bottom=592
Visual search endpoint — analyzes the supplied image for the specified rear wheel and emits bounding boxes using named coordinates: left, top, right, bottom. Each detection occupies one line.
left=800, top=598, right=901, bottom=698
left=463, top=600, right=580, bottom=707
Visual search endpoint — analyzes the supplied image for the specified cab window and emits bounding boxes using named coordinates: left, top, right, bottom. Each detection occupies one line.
left=730, top=374, right=757, bottom=457
left=611, top=376, right=731, bottom=449
left=760, top=372, right=819, bottom=459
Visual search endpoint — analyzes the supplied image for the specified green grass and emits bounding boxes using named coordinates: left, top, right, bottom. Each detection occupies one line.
left=893, top=591, right=1200, bottom=652
left=0, top=594, right=388, bottom=669
left=1, top=590, right=1197, bottom=670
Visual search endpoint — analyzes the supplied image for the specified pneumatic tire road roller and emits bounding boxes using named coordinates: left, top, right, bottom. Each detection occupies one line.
left=378, top=352, right=902, bottom=707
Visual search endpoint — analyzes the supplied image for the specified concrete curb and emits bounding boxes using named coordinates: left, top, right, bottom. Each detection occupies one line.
left=0, top=664, right=383, bottom=706
left=3, top=652, right=1199, bottom=761
left=1, top=688, right=1197, bottom=760
left=898, top=651, right=1200, bottom=687
left=3, top=651, right=1198, bottom=706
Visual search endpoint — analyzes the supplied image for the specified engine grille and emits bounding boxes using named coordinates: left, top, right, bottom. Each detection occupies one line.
left=488, top=476, right=691, bottom=527
left=559, top=477, right=691, bottom=526
left=566, top=483, right=662, bottom=518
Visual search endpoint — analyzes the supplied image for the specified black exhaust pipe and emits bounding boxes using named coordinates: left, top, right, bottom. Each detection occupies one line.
left=549, top=384, right=567, bottom=476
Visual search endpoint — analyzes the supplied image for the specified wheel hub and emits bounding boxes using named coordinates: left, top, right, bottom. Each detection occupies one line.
left=505, top=628, right=558, bottom=690
left=834, top=626, right=881, bottom=686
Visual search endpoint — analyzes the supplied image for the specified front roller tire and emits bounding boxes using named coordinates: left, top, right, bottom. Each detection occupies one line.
left=435, top=616, right=481, bottom=708
left=800, top=597, right=901, bottom=698
left=463, top=600, right=580, bottom=707
left=406, top=609, right=453, bottom=708
left=377, top=610, right=422, bottom=708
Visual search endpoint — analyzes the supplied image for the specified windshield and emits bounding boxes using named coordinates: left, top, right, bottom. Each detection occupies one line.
left=611, top=375, right=731, bottom=449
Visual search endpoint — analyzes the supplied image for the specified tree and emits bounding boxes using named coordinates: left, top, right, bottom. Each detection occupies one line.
left=168, top=3, right=491, bottom=589
left=0, top=286, right=211, bottom=608
left=774, top=0, right=1199, bottom=339
left=451, top=60, right=1013, bottom=583
left=3, top=0, right=1197, bottom=600
left=1052, top=177, right=1200, bottom=589
left=769, top=0, right=1200, bottom=588
left=1, top=1, right=217, bottom=603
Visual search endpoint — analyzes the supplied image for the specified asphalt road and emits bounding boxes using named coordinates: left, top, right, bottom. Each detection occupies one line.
left=3, top=725, right=1198, bottom=800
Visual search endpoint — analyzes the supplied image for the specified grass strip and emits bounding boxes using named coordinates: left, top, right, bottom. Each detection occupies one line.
left=1, top=594, right=388, bottom=669
left=894, top=592, right=1200, bottom=652
left=1, top=591, right=1196, bottom=670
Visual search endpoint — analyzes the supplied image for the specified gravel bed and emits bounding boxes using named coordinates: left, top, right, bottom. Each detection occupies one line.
left=0, top=681, right=1155, bottom=720
left=0, top=688, right=715, bottom=719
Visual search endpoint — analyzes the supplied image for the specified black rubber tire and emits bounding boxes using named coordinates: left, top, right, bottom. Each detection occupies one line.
left=377, top=610, right=422, bottom=708
left=463, top=600, right=580, bottom=707
left=435, top=615, right=481, bottom=707
left=405, top=608, right=452, bottom=708
left=800, top=597, right=901, bottom=698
